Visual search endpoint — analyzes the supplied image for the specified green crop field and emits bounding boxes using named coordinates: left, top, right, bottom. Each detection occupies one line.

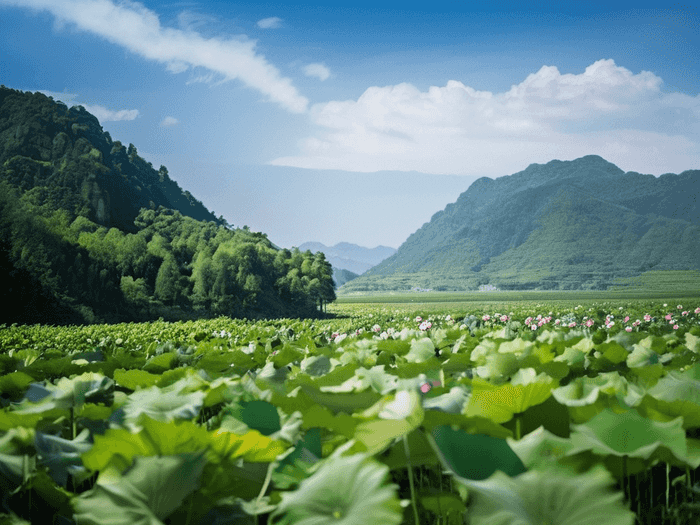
left=1, top=294, right=700, bottom=524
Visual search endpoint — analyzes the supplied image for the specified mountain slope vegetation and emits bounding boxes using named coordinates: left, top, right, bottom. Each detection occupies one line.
left=0, top=86, right=335, bottom=323
left=342, top=155, right=700, bottom=292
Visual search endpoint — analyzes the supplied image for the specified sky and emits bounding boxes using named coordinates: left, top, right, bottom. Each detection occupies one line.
left=1, top=1, right=698, bottom=249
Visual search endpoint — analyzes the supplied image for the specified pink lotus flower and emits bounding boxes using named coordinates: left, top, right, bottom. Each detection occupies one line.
left=585, top=319, right=594, bottom=327
left=677, top=305, right=683, bottom=309
left=531, top=324, right=538, bottom=330
left=673, top=324, right=679, bottom=330
left=420, top=383, right=431, bottom=393
left=623, top=316, right=629, bottom=323
left=483, top=315, right=491, bottom=321
left=665, top=314, right=673, bottom=321
left=695, top=307, right=700, bottom=314
left=419, top=321, right=432, bottom=331
left=415, top=316, right=423, bottom=322
left=644, top=314, right=651, bottom=322
left=625, top=327, right=633, bottom=332
left=568, top=322, right=576, bottom=328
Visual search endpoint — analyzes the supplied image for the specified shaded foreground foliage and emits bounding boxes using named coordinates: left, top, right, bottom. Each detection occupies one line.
left=0, top=297, right=698, bottom=524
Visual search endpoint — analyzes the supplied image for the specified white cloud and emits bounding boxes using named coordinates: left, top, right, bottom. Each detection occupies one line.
left=303, top=63, right=330, bottom=81
left=257, top=17, right=282, bottom=29
left=81, top=104, right=139, bottom=121
left=161, top=116, right=179, bottom=126
left=2, top=0, right=307, bottom=113
left=37, top=90, right=139, bottom=121
left=270, top=59, right=700, bottom=176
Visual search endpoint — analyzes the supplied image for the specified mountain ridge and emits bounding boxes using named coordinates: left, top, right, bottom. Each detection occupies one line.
left=341, top=155, right=700, bottom=292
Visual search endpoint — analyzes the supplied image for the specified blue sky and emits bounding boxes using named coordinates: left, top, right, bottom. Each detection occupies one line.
left=1, top=1, right=698, bottom=249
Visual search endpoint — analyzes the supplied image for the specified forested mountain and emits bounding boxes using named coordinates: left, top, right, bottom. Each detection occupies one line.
left=341, top=155, right=700, bottom=292
left=0, top=87, right=335, bottom=324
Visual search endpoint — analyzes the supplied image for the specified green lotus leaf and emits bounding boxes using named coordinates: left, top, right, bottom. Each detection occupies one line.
left=13, top=373, right=114, bottom=414
left=269, top=453, right=403, bottom=525
left=35, top=428, right=92, bottom=487
left=142, top=352, right=177, bottom=374
left=422, top=411, right=513, bottom=439
left=300, top=355, right=332, bottom=376
left=0, top=411, right=45, bottom=431
left=568, top=408, right=697, bottom=475
left=639, top=364, right=700, bottom=429
left=475, top=353, right=520, bottom=382
left=72, top=453, right=207, bottom=525
left=506, top=426, right=575, bottom=470
left=81, top=418, right=210, bottom=473
left=627, top=336, right=674, bottom=368
left=121, top=385, right=205, bottom=423
left=498, top=338, right=534, bottom=355
left=353, top=390, right=424, bottom=455
left=420, top=492, right=466, bottom=523
left=210, top=427, right=287, bottom=463
left=456, top=464, right=634, bottom=525
left=379, top=428, right=439, bottom=470
left=405, top=337, right=436, bottom=363
left=297, top=383, right=382, bottom=415
left=465, top=370, right=556, bottom=423
left=0, top=372, right=34, bottom=399
left=113, top=369, right=161, bottom=391
left=428, top=425, right=526, bottom=480
left=685, top=332, right=700, bottom=353
left=423, top=386, right=470, bottom=414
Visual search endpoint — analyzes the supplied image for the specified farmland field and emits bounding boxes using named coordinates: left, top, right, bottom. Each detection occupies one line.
left=1, top=292, right=700, bottom=524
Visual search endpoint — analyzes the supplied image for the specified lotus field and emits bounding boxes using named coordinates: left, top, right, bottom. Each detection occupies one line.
left=1, top=298, right=700, bottom=524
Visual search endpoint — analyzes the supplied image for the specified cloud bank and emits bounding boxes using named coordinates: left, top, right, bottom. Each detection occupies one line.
left=38, top=90, right=139, bottom=121
left=160, top=116, right=179, bottom=126
left=3, top=0, right=307, bottom=113
left=303, top=63, right=330, bottom=81
left=257, top=17, right=282, bottom=29
left=271, top=59, right=700, bottom=176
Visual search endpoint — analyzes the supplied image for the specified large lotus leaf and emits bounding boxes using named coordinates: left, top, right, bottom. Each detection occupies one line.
left=506, top=426, right=576, bottom=470
left=297, top=383, right=382, bottom=415
left=475, top=353, right=520, bottom=382
left=502, top=394, right=571, bottom=439
left=428, top=425, right=526, bottom=480
left=300, top=355, right=332, bottom=376
left=142, top=352, right=178, bottom=374
left=82, top=418, right=209, bottom=472
left=72, top=452, right=207, bottom=525
left=239, top=399, right=281, bottom=436
left=420, top=492, right=467, bottom=524
left=423, top=386, right=470, bottom=414
left=269, top=452, right=403, bottom=525
left=379, top=428, right=439, bottom=470
left=627, top=336, right=674, bottom=368
left=121, top=386, right=205, bottom=423
left=465, top=369, right=556, bottom=423
left=498, top=338, right=535, bottom=356
left=685, top=332, right=700, bottom=353
left=422, top=411, right=513, bottom=439
left=568, top=408, right=697, bottom=475
left=210, top=428, right=287, bottom=463
left=405, top=337, right=436, bottom=363
left=320, top=366, right=397, bottom=395
left=0, top=427, right=35, bottom=454
left=0, top=372, right=34, bottom=399
left=113, top=369, right=161, bottom=391
left=35, top=428, right=92, bottom=487
left=297, top=404, right=358, bottom=438
left=0, top=411, right=45, bottom=431
left=638, top=365, right=700, bottom=429
left=13, top=373, right=114, bottom=414
left=456, top=464, right=635, bottom=525
left=353, top=390, right=424, bottom=455
left=0, top=453, right=36, bottom=493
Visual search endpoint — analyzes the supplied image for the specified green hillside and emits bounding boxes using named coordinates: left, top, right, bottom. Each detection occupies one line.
left=0, top=87, right=335, bottom=324
left=342, top=156, right=700, bottom=293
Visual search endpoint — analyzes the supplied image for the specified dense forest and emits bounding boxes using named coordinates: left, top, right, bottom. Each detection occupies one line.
left=0, top=86, right=335, bottom=324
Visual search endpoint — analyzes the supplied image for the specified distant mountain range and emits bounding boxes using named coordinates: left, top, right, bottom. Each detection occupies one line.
left=341, top=155, right=700, bottom=292
left=297, top=242, right=396, bottom=275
